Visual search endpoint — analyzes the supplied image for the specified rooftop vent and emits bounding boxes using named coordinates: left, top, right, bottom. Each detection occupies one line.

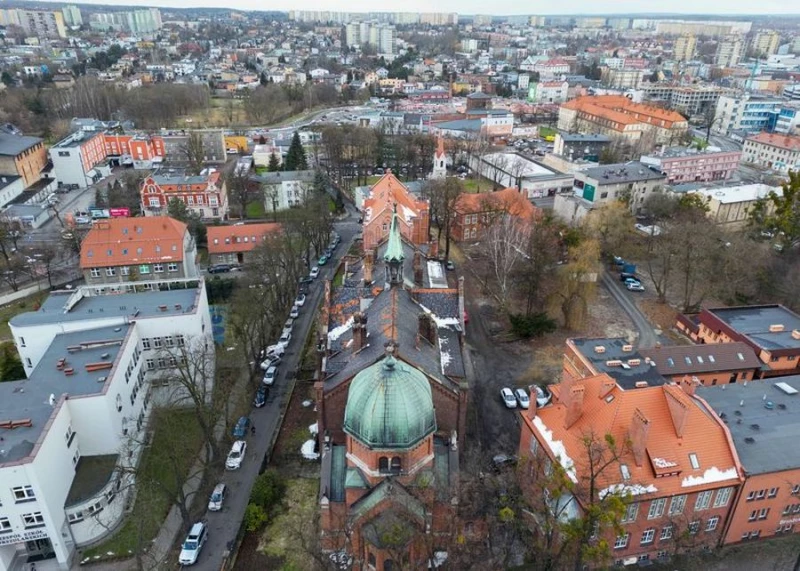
left=775, top=382, right=798, bottom=395
left=114, top=327, right=121, bottom=332
left=750, top=424, right=760, bottom=430
left=159, top=305, right=168, bottom=311
left=628, top=359, right=641, bottom=366
left=594, top=345, right=606, bottom=354
left=635, top=381, right=649, bottom=388
left=605, top=359, right=622, bottom=367
left=792, top=329, right=800, bottom=340
left=622, top=344, right=633, bottom=352
left=769, top=324, right=784, bottom=332
left=97, top=376, right=107, bottom=383
left=100, top=352, right=110, bottom=360
left=744, top=437, right=755, bottom=444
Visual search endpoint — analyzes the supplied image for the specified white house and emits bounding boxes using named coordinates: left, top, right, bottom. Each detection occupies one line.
left=257, top=170, right=316, bottom=212
left=0, top=280, right=213, bottom=569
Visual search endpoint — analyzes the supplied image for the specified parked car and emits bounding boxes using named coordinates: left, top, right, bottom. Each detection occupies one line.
left=295, top=293, right=307, bottom=307
left=208, top=483, right=227, bottom=511
left=299, top=276, right=313, bottom=286
left=491, top=454, right=518, bottom=472
left=500, top=387, right=517, bottom=409
left=324, top=248, right=333, bottom=258
left=513, top=388, right=530, bottom=409
left=264, top=344, right=285, bottom=358
left=619, top=272, right=638, bottom=282
left=289, top=305, right=300, bottom=319
left=283, top=318, right=294, bottom=332
left=279, top=330, right=292, bottom=345
left=225, top=440, right=247, bottom=470
left=253, top=385, right=268, bottom=407
left=318, top=255, right=328, bottom=266
left=263, top=365, right=279, bottom=385
left=534, top=385, right=552, bottom=407
left=623, top=277, right=641, bottom=286
left=613, top=256, right=625, bottom=266
left=232, top=416, right=250, bottom=438
left=208, top=264, right=232, bottom=274
left=446, top=260, right=455, bottom=271
left=310, top=266, right=320, bottom=279
left=627, top=282, right=645, bottom=292
left=178, top=522, right=208, bottom=565
left=259, top=354, right=281, bottom=370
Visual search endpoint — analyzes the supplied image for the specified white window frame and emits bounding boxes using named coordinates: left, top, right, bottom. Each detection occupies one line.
left=640, top=528, right=655, bottom=545
left=0, top=517, right=11, bottom=532
left=12, top=486, right=35, bottom=502
left=22, top=512, right=45, bottom=528
left=660, top=524, right=673, bottom=540
left=153, top=263, right=164, bottom=273
left=90, top=268, right=101, bottom=278
left=121, top=266, right=130, bottom=276
left=714, top=487, right=733, bottom=508
left=613, top=533, right=629, bottom=549
left=622, top=502, right=639, bottom=523
left=106, top=267, right=115, bottom=276
left=648, top=498, right=666, bottom=519
left=168, top=262, right=178, bottom=272
left=706, top=516, right=719, bottom=531
left=695, top=490, right=713, bottom=511
left=669, top=494, right=687, bottom=515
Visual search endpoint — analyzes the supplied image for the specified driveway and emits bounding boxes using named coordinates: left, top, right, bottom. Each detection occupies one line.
left=600, top=271, right=667, bottom=349
left=191, top=210, right=361, bottom=571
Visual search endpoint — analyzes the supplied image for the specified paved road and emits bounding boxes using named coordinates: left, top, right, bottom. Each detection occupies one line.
left=601, top=270, right=666, bottom=349
left=690, top=129, right=742, bottom=153
left=192, top=209, right=361, bottom=571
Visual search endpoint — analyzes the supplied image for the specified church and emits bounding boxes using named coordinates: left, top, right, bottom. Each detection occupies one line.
left=315, top=176, right=469, bottom=570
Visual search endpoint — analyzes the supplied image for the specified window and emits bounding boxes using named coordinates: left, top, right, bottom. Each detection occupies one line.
left=67, top=512, right=84, bottom=524
left=65, top=425, right=75, bottom=447
left=660, top=524, right=673, bottom=541
left=164, top=337, right=174, bottom=348
left=153, top=337, right=163, bottom=349
left=19, top=336, right=25, bottom=347
left=768, top=487, right=779, bottom=498
left=168, top=262, right=178, bottom=272
left=688, top=521, right=700, bottom=534
left=706, top=516, right=719, bottom=531
left=176, top=335, right=185, bottom=347
left=749, top=530, right=760, bottom=539
left=121, top=266, right=130, bottom=276
left=746, top=490, right=756, bottom=501
left=106, top=267, right=116, bottom=276
left=640, top=528, right=655, bottom=545
left=0, top=517, right=11, bottom=532
left=379, top=457, right=389, bottom=472
left=695, top=490, right=713, bottom=511
left=90, top=268, right=101, bottom=278
left=714, top=487, right=733, bottom=508
left=689, top=453, right=700, bottom=469
left=614, top=533, right=629, bottom=549
left=669, top=494, right=687, bottom=515
left=139, top=264, right=150, bottom=274
left=22, top=512, right=45, bottom=528
left=391, top=457, right=402, bottom=473
left=153, top=263, right=164, bottom=273
left=142, top=338, right=151, bottom=350
left=622, top=502, right=639, bottom=523
left=758, top=508, right=770, bottom=520
left=145, top=358, right=155, bottom=370
left=149, top=197, right=160, bottom=207
left=749, top=509, right=757, bottom=521
left=648, top=498, right=666, bottom=519
left=756, top=489, right=766, bottom=500
left=12, top=486, right=35, bottom=502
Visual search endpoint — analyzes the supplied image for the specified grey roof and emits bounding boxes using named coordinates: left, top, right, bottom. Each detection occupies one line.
left=10, top=287, right=200, bottom=328
left=640, top=343, right=762, bottom=377
left=0, top=132, right=42, bottom=156
left=329, top=445, right=346, bottom=502
left=696, top=376, right=800, bottom=475
left=433, top=119, right=483, bottom=132
left=0, top=324, right=133, bottom=465
left=151, top=168, right=213, bottom=185
left=570, top=337, right=666, bottom=389
left=708, top=305, right=800, bottom=352
left=466, top=92, right=492, bottom=99
left=465, top=109, right=510, bottom=116
left=558, top=132, right=612, bottom=143
left=66, top=454, right=118, bottom=507
left=0, top=175, right=21, bottom=191
left=583, top=161, right=666, bottom=184
left=52, top=131, right=102, bottom=149
left=252, top=170, right=316, bottom=185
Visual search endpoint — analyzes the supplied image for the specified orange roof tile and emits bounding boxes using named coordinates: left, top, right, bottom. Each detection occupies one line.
left=746, top=132, right=800, bottom=151
left=563, top=95, right=686, bottom=127
left=80, top=216, right=187, bottom=269
left=525, top=374, right=741, bottom=499
left=454, top=188, right=542, bottom=222
left=207, top=223, right=281, bottom=255
left=363, top=172, right=428, bottom=225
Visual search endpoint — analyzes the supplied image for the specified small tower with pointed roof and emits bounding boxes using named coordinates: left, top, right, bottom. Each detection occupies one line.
left=431, top=134, right=446, bottom=180
left=384, top=204, right=404, bottom=285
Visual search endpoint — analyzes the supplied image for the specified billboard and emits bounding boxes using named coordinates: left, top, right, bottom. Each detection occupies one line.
left=109, top=207, right=131, bottom=217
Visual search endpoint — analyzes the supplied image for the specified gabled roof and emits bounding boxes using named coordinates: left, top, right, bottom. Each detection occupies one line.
left=363, top=173, right=428, bottom=226
left=80, top=216, right=187, bottom=268
left=745, top=132, right=800, bottom=151
left=454, top=188, right=540, bottom=222
left=207, top=223, right=281, bottom=255
left=641, top=343, right=761, bottom=376
left=526, top=374, right=740, bottom=500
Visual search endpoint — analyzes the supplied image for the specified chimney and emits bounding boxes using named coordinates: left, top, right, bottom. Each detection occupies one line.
left=564, top=384, right=585, bottom=429
left=629, top=408, right=650, bottom=467
left=526, top=387, right=538, bottom=421
left=363, top=255, right=373, bottom=284
left=352, top=312, right=367, bottom=351
left=413, top=251, right=423, bottom=286
left=599, top=376, right=616, bottom=399
left=418, top=313, right=436, bottom=345
left=665, top=386, right=690, bottom=438
left=680, top=375, right=699, bottom=396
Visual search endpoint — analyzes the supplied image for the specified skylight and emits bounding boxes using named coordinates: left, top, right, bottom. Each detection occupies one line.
left=689, top=453, right=700, bottom=470
left=708, top=355, right=715, bottom=363
left=737, top=353, right=745, bottom=361
left=685, top=357, right=692, bottom=365
left=667, top=358, right=674, bottom=367
left=697, top=356, right=704, bottom=364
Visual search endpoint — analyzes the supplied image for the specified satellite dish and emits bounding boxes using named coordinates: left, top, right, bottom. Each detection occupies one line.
left=49, top=394, right=56, bottom=406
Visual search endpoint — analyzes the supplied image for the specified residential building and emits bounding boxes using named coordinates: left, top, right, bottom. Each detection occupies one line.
left=419, top=12, right=458, bottom=26
left=49, top=131, right=107, bottom=189
left=10, top=8, right=67, bottom=38
left=639, top=344, right=761, bottom=385
left=0, top=175, right=25, bottom=209
left=527, top=59, right=571, bottom=79
left=256, top=170, right=316, bottom=213
left=88, top=8, right=161, bottom=33
left=752, top=31, right=781, bottom=57
left=207, top=223, right=281, bottom=266
left=562, top=338, right=667, bottom=389
left=467, top=152, right=573, bottom=199
left=362, top=173, right=430, bottom=250
left=696, top=377, right=800, bottom=544
left=451, top=187, right=541, bottom=242
left=639, top=84, right=732, bottom=117
left=0, top=129, right=47, bottom=189
left=528, top=81, right=569, bottom=104
left=639, top=147, right=741, bottom=184
left=679, top=305, right=800, bottom=377
left=553, top=132, right=612, bottom=161
left=741, top=132, right=800, bottom=173
left=159, top=129, right=226, bottom=165
left=345, top=21, right=396, bottom=54
left=656, top=20, right=751, bottom=36
left=79, top=217, right=198, bottom=286
left=686, top=183, right=782, bottom=227
left=714, top=94, right=782, bottom=135
left=518, top=374, right=742, bottom=567
left=61, top=5, right=82, bottom=27
left=716, top=36, right=745, bottom=67
left=317, top=208, right=467, bottom=567
left=601, top=68, right=645, bottom=90
left=674, top=35, right=697, bottom=62
left=769, top=101, right=800, bottom=135
left=1, top=280, right=212, bottom=568
left=141, top=169, right=228, bottom=221
left=102, top=133, right=164, bottom=170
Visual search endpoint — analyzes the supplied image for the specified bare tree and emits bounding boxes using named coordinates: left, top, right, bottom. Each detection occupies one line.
left=480, top=214, right=531, bottom=308
left=182, top=132, right=205, bottom=176
left=550, top=238, right=601, bottom=330
left=226, top=169, right=253, bottom=220
left=422, top=177, right=463, bottom=261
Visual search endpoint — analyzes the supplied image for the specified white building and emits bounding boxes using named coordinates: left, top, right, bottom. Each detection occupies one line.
left=715, top=36, right=744, bottom=67
left=49, top=131, right=107, bottom=189
left=741, top=132, right=800, bottom=173
left=1, top=280, right=212, bottom=569
left=714, top=94, right=783, bottom=135
left=258, top=170, right=316, bottom=211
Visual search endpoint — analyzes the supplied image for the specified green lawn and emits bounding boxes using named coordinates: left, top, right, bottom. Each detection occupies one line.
left=82, top=409, right=204, bottom=561
left=538, top=126, right=557, bottom=139
left=365, top=175, right=382, bottom=186
left=260, top=478, right=319, bottom=569
left=461, top=176, right=491, bottom=193
left=246, top=200, right=267, bottom=219
left=0, top=291, right=47, bottom=341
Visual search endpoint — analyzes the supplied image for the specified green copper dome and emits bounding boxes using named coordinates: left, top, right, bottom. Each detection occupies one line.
left=383, top=206, right=405, bottom=263
left=344, top=350, right=436, bottom=449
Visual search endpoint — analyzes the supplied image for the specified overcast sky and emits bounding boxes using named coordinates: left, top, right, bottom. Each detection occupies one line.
left=33, top=0, right=799, bottom=16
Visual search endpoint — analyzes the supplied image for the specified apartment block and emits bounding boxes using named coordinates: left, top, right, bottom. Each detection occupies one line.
left=49, top=131, right=107, bottom=189
left=686, top=183, right=782, bottom=228
left=207, top=223, right=281, bottom=266
left=141, top=169, right=228, bottom=221
left=10, top=8, right=67, bottom=38
left=61, top=5, right=82, bottom=27
left=0, top=129, right=47, bottom=189
left=640, top=147, right=741, bottom=184
left=716, top=36, right=745, bottom=67
left=601, top=68, right=645, bottom=90
left=640, top=84, right=733, bottom=117
left=752, top=30, right=781, bottom=57
left=742, top=132, right=800, bottom=173
left=674, top=35, right=697, bottom=62
left=714, top=94, right=783, bottom=135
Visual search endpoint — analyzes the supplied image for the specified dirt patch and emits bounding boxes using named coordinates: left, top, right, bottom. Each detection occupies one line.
left=638, top=298, right=677, bottom=333
left=650, top=533, right=800, bottom=571
left=584, top=283, right=638, bottom=341
left=272, top=380, right=319, bottom=478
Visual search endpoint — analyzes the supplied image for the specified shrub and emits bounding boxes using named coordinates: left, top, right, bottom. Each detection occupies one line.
left=509, top=312, right=557, bottom=339
left=250, top=469, right=286, bottom=513
left=243, top=503, right=268, bottom=532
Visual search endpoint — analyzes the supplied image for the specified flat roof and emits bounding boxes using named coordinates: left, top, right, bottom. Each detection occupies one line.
left=0, top=175, right=22, bottom=191
left=692, top=184, right=781, bottom=204
left=558, top=132, right=612, bottom=143
left=708, top=305, right=800, bottom=351
left=481, top=152, right=559, bottom=179
left=66, top=454, right=118, bottom=507
left=583, top=161, right=666, bottom=184
left=0, top=324, right=133, bottom=465
left=10, top=285, right=200, bottom=328
left=0, top=132, right=42, bottom=156
left=570, top=337, right=666, bottom=389
left=696, top=376, right=800, bottom=474
left=52, top=131, right=102, bottom=149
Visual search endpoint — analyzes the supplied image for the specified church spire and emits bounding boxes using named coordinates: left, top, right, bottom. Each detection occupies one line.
left=384, top=204, right=404, bottom=285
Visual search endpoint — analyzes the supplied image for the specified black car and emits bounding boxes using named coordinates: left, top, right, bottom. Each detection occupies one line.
left=253, top=385, right=268, bottom=408
left=208, top=264, right=232, bottom=274
left=299, top=276, right=313, bottom=285
left=620, top=272, right=638, bottom=282
left=491, top=454, right=518, bottom=472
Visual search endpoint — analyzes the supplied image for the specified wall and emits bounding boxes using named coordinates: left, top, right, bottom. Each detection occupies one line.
left=724, top=470, right=800, bottom=544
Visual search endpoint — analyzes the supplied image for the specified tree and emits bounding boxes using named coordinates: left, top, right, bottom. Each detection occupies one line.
left=95, top=187, right=108, bottom=208
left=480, top=214, right=531, bottom=309
left=0, top=218, right=23, bottom=262
left=550, top=237, right=601, bottom=330
left=226, top=170, right=252, bottom=220
left=283, top=131, right=308, bottom=171
left=0, top=342, right=25, bottom=381
left=423, top=177, right=463, bottom=261
left=182, top=132, right=205, bottom=176
left=749, top=171, right=800, bottom=250
left=517, top=214, right=562, bottom=316
left=583, top=201, right=635, bottom=258
left=267, top=151, right=281, bottom=172
left=167, top=198, right=206, bottom=245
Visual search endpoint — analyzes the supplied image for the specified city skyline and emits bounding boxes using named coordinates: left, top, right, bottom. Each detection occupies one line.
left=31, top=0, right=800, bottom=17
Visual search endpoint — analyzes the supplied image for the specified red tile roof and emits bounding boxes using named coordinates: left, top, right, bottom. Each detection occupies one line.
left=746, top=132, right=800, bottom=151
left=454, top=188, right=541, bottom=222
left=207, top=223, right=281, bottom=254
left=80, top=216, right=187, bottom=269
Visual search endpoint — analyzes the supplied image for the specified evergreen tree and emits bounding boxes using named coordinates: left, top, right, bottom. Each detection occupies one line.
left=283, top=132, right=307, bottom=171
left=267, top=152, right=281, bottom=172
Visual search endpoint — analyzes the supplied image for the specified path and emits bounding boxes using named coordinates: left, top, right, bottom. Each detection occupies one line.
left=600, top=270, right=665, bottom=349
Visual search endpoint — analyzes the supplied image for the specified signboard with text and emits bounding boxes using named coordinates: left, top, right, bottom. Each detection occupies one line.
left=109, top=207, right=131, bottom=217
left=0, top=528, right=48, bottom=547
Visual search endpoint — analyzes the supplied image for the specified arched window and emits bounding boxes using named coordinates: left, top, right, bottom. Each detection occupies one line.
left=379, top=457, right=389, bottom=473
left=391, top=457, right=402, bottom=473
left=368, top=552, right=376, bottom=568
left=384, top=560, right=394, bottom=571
